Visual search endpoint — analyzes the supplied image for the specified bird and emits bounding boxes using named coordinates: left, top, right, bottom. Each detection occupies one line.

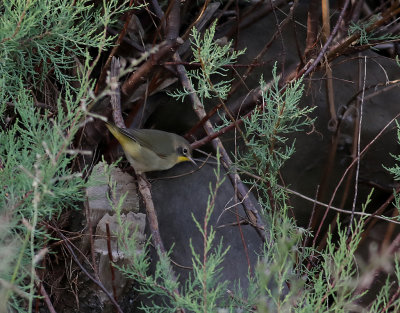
left=105, top=122, right=196, bottom=174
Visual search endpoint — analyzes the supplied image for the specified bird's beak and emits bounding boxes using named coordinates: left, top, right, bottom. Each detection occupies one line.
left=187, top=155, right=197, bottom=166
left=177, top=155, right=197, bottom=166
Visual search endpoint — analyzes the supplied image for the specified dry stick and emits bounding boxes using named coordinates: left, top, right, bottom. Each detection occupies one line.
left=300, top=0, right=351, bottom=78
left=173, top=53, right=266, bottom=241
left=281, top=186, right=400, bottom=225
left=347, top=55, right=366, bottom=237
left=37, top=282, right=56, bottom=313
left=317, top=137, right=349, bottom=249
left=316, top=135, right=343, bottom=249
left=233, top=123, right=252, bottom=273
left=343, top=76, right=400, bottom=109
left=120, top=39, right=180, bottom=99
left=145, top=0, right=178, bottom=253
left=238, top=169, right=400, bottom=225
left=110, top=57, right=167, bottom=252
left=180, top=0, right=211, bottom=41
left=165, top=0, right=264, bottom=244
left=150, top=0, right=164, bottom=20
left=304, top=0, right=320, bottom=59
left=110, top=58, right=125, bottom=128
left=269, top=0, right=287, bottom=75
left=190, top=120, right=242, bottom=149
left=106, top=223, right=118, bottom=303
left=163, top=61, right=264, bottom=68
left=85, top=199, right=99, bottom=279
left=298, top=1, right=400, bottom=246
left=109, top=57, right=185, bottom=312
left=190, top=79, right=274, bottom=150
left=106, top=27, right=145, bottom=52
left=321, top=0, right=337, bottom=131
left=350, top=0, right=364, bottom=23
left=195, top=58, right=249, bottom=148
left=169, top=0, right=264, bottom=254
left=232, top=2, right=296, bottom=215
left=177, top=2, right=220, bottom=56
left=217, top=0, right=234, bottom=20
left=305, top=186, right=320, bottom=249
left=165, top=0, right=181, bottom=41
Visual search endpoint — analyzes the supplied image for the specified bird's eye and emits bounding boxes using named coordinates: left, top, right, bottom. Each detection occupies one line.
left=183, top=147, right=188, bottom=155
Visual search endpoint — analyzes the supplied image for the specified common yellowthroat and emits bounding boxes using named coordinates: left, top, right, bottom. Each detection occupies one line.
left=105, top=122, right=196, bottom=173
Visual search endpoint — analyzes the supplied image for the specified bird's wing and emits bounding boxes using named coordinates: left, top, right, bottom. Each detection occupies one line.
left=124, top=128, right=175, bottom=159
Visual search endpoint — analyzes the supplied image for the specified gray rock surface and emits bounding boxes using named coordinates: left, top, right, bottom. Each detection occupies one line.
left=148, top=161, right=263, bottom=290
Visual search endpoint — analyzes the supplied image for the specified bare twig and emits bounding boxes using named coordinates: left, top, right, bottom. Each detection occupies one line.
left=108, top=55, right=185, bottom=312
left=347, top=55, right=366, bottom=236
left=110, top=58, right=125, bottom=128
left=120, top=39, right=181, bottom=99
left=304, top=0, right=320, bottom=59
left=106, top=223, right=118, bottom=302
left=37, top=282, right=57, bottom=313
left=109, top=57, right=167, bottom=253
left=239, top=168, right=400, bottom=225
left=301, top=0, right=351, bottom=77
left=173, top=52, right=266, bottom=241
left=284, top=186, right=400, bottom=225
left=150, top=0, right=164, bottom=20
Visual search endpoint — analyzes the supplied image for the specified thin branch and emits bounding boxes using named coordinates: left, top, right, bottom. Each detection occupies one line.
left=302, top=0, right=351, bottom=77
left=106, top=223, right=118, bottom=302
left=283, top=185, right=400, bottom=225
left=347, top=55, right=366, bottom=236
left=120, top=39, right=181, bottom=99
left=240, top=168, right=400, bottom=225
left=173, top=52, right=266, bottom=241
left=109, top=55, right=185, bottom=312
left=37, top=282, right=57, bottom=313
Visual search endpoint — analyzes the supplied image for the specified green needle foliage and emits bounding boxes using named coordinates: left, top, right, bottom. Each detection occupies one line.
left=384, top=121, right=400, bottom=216
left=0, top=1, right=130, bottom=312
left=0, top=0, right=126, bottom=100
left=169, top=20, right=245, bottom=102
left=236, top=67, right=315, bottom=213
left=348, top=16, right=400, bottom=48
